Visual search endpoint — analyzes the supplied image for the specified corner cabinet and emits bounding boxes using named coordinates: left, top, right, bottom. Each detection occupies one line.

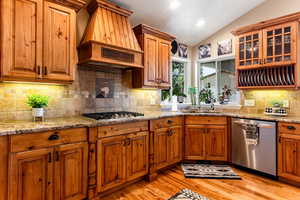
left=96, top=122, right=149, bottom=194
left=149, top=117, right=183, bottom=180
left=0, top=0, right=84, bottom=83
left=233, top=13, right=300, bottom=89
left=132, top=24, right=175, bottom=88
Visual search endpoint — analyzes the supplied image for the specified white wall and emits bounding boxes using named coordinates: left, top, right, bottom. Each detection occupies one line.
left=191, top=0, right=300, bottom=86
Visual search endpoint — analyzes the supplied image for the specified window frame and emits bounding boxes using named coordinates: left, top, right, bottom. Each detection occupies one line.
left=196, top=55, right=240, bottom=106
left=162, top=56, right=192, bottom=104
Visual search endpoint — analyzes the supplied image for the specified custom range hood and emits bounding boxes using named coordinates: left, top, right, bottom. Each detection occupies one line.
left=78, top=0, right=143, bottom=68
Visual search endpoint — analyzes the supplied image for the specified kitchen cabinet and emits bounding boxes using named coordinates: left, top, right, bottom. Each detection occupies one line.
left=54, top=143, right=88, bottom=200
left=0, top=0, right=84, bottom=83
left=233, top=12, right=300, bottom=89
left=9, top=148, right=54, bottom=200
left=184, top=116, right=228, bottom=161
left=96, top=122, right=149, bottom=194
left=149, top=117, right=183, bottom=180
left=43, top=1, right=76, bottom=82
left=8, top=128, right=88, bottom=200
left=132, top=24, right=175, bottom=88
left=278, top=122, right=300, bottom=183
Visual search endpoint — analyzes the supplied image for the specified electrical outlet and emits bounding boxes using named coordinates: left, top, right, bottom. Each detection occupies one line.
left=244, top=99, right=255, bottom=107
left=283, top=100, right=289, bottom=108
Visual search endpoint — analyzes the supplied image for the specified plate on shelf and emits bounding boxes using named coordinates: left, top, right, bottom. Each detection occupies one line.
left=266, top=68, right=271, bottom=86
left=282, top=67, right=287, bottom=85
left=287, top=66, right=292, bottom=85
left=278, top=67, right=283, bottom=85
left=270, top=68, right=275, bottom=85
left=291, top=66, right=295, bottom=84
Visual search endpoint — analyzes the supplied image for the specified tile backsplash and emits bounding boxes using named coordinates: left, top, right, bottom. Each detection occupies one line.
left=0, top=68, right=161, bottom=121
left=240, top=90, right=300, bottom=115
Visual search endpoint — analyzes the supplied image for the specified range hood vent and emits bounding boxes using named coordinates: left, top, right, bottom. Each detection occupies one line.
left=78, top=0, right=143, bottom=68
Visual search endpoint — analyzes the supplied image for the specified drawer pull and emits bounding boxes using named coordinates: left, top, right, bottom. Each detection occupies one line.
left=287, top=126, right=296, bottom=130
left=48, top=133, right=60, bottom=141
left=167, top=120, right=173, bottom=124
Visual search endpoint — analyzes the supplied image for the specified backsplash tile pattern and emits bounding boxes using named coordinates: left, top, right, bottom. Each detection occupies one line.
left=240, top=90, right=300, bottom=115
left=0, top=69, right=161, bottom=121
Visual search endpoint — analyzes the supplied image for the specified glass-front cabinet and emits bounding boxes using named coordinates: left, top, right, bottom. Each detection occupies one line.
left=236, top=22, right=297, bottom=69
left=237, top=31, right=263, bottom=68
left=263, top=22, right=297, bottom=66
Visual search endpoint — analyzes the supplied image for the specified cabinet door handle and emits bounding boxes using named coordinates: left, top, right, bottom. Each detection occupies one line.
left=278, top=136, right=282, bottom=143
left=48, top=153, right=52, bottom=163
left=43, top=66, right=48, bottom=76
left=37, top=65, right=41, bottom=75
left=48, top=133, right=60, bottom=141
left=55, top=151, right=60, bottom=162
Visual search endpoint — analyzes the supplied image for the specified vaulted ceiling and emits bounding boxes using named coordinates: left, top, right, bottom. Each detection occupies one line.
left=110, top=0, right=266, bottom=46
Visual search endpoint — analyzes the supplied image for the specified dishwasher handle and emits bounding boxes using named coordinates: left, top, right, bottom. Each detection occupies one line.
left=233, top=121, right=274, bottom=129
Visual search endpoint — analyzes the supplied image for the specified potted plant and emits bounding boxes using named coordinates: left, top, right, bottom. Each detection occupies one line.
left=199, top=83, right=215, bottom=104
left=27, top=94, right=49, bottom=119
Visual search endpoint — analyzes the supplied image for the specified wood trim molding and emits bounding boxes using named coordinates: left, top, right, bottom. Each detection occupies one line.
left=133, top=24, right=176, bottom=41
left=47, top=0, right=86, bottom=11
left=232, top=11, right=300, bottom=35
left=87, top=0, right=133, bottom=16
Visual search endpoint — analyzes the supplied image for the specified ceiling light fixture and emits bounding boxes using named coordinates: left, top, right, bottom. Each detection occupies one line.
left=196, top=19, right=206, bottom=27
left=170, top=0, right=181, bottom=10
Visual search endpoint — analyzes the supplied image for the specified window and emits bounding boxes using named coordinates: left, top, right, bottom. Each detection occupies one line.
left=198, top=58, right=239, bottom=105
left=161, top=61, right=187, bottom=103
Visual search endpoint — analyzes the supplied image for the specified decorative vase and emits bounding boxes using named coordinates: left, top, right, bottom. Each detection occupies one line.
left=32, top=108, right=44, bottom=121
left=177, top=96, right=184, bottom=103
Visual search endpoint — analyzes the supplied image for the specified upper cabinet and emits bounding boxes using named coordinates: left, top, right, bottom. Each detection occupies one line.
left=132, top=24, right=175, bottom=88
left=232, top=13, right=300, bottom=89
left=0, top=0, right=85, bottom=83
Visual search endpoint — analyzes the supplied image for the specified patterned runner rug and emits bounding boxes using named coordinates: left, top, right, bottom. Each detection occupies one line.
left=181, top=164, right=241, bottom=179
left=168, top=189, right=209, bottom=200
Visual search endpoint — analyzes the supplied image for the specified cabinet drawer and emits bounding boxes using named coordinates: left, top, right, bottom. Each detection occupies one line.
left=185, top=116, right=227, bottom=125
left=278, top=122, right=300, bottom=135
left=10, top=128, right=87, bottom=153
left=98, top=121, right=148, bottom=138
left=150, top=117, right=183, bottom=131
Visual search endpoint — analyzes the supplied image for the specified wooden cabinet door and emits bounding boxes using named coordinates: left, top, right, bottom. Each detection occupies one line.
left=262, top=22, right=297, bottom=66
left=43, top=1, right=76, bottom=81
left=144, top=34, right=159, bottom=87
left=54, top=143, right=88, bottom=200
left=9, top=148, right=54, bottom=200
left=1, top=0, right=43, bottom=79
left=97, top=136, right=126, bottom=193
left=184, top=125, right=206, bottom=160
left=153, top=128, right=169, bottom=169
left=236, top=31, right=263, bottom=69
left=167, top=126, right=183, bottom=163
left=278, top=134, right=300, bottom=182
left=158, top=39, right=171, bottom=87
left=126, top=132, right=149, bottom=181
left=205, top=125, right=228, bottom=161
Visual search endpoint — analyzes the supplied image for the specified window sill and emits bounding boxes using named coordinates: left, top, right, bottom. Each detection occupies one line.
left=160, top=102, right=242, bottom=110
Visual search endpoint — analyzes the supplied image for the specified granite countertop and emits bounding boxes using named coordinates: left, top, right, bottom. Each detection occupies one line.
left=1, top=111, right=300, bottom=136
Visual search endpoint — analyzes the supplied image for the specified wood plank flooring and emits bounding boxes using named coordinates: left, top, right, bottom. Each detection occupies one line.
left=101, top=165, right=300, bottom=200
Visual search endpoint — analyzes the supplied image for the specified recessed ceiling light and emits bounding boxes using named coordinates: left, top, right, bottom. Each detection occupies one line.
left=196, top=19, right=206, bottom=27
left=170, top=0, right=181, bottom=10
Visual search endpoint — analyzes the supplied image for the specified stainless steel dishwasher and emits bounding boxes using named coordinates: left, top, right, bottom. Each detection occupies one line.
left=231, top=118, right=276, bottom=176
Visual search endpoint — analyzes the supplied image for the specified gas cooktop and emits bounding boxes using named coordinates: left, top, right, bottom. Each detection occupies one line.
left=82, top=111, right=144, bottom=120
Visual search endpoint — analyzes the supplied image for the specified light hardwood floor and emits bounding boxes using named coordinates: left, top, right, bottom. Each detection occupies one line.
left=101, top=165, right=300, bottom=200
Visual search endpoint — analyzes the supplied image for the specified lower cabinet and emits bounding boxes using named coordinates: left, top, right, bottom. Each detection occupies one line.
left=150, top=117, right=183, bottom=175
left=8, top=128, right=88, bottom=200
left=9, top=148, right=54, bottom=200
left=153, top=126, right=183, bottom=170
left=184, top=116, right=228, bottom=161
left=9, top=143, right=88, bottom=200
left=278, top=122, right=300, bottom=183
left=97, top=127, right=149, bottom=193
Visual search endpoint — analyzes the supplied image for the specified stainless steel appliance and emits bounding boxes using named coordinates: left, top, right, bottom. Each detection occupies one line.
left=83, top=111, right=144, bottom=120
left=231, top=118, right=276, bottom=176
